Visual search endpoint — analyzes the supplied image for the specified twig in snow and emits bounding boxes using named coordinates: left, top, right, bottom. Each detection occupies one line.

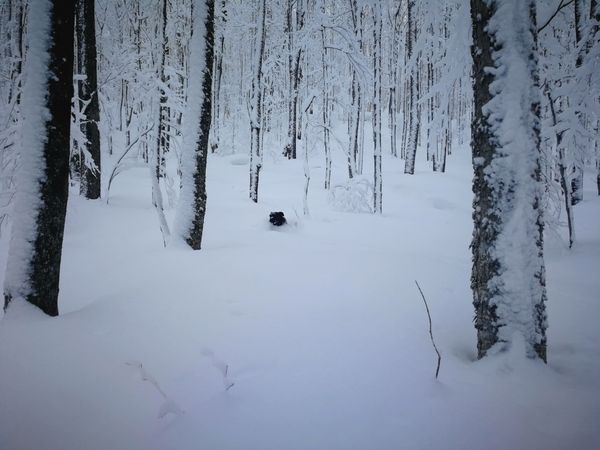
left=126, top=360, right=184, bottom=418
left=201, top=349, right=235, bottom=391
left=415, top=280, right=442, bottom=379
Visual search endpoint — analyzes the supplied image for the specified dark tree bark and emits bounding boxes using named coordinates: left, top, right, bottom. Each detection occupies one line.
left=76, top=0, right=102, bottom=199
left=372, top=2, right=383, bottom=213
left=403, top=0, right=418, bottom=175
left=183, top=0, right=215, bottom=249
left=210, top=0, right=226, bottom=154
left=4, top=0, right=75, bottom=316
left=470, top=0, right=547, bottom=362
left=283, top=0, right=303, bottom=160
left=249, top=0, right=267, bottom=202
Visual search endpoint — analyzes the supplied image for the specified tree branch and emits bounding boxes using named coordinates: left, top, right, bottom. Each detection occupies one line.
left=538, top=0, right=575, bottom=33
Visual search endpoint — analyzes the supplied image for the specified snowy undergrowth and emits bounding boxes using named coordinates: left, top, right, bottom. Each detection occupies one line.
left=0, top=146, right=598, bottom=450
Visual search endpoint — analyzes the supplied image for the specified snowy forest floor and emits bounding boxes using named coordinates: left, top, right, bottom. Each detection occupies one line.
left=0, top=144, right=599, bottom=450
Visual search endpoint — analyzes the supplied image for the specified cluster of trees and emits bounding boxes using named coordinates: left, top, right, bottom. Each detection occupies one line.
left=0, top=0, right=598, bottom=363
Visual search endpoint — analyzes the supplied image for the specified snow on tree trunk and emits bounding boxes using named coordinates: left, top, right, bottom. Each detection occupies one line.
left=320, top=23, right=331, bottom=190
left=76, top=0, right=101, bottom=200
left=546, top=89, right=576, bottom=249
left=175, top=0, right=214, bottom=250
left=470, top=0, right=548, bottom=362
left=372, top=2, right=383, bottom=214
left=403, top=0, right=418, bottom=175
left=3, top=0, right=75, bottom=316
left=249, top=0, right=266, bottom=203
left=209, top=0, right=225, bottom=154
left=151, top=0, right=172, bottom=247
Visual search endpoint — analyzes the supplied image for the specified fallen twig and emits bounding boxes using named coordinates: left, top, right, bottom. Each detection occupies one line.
left=415, top=280, right=441, bottom=379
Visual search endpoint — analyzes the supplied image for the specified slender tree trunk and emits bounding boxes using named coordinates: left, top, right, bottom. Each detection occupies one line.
left=210, top=0, right=225, bottom=154
left=4, top=0, right=75, bottom=316
left=372, top=2, right=383, bottom=213
left=76, top=0, right=101, bottom=199
left=320, top=25, right=331, bottom=190
left=404, top=0, right=418, bottom=174
left=249, top=0, right=266, bottom=202
left=152, top=0, right=171, bottom=246
left=284, top=0, right=303, bottom=160
left=547, top=90, right=575, bottom=248
left=571, top=0, right=585, bottom=205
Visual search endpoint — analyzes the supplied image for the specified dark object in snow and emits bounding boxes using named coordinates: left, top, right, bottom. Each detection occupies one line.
left=269, top=211, right=287, bottom=226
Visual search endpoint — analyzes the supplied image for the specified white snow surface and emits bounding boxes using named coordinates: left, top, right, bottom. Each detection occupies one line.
left=0, top=145, right=599, bottom=449
left=2, top=0, right=52, bottom=300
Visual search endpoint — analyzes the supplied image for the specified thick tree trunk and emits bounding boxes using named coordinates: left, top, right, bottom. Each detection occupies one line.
left=470, top=0, right=547, bottom=362
left=4, top=0, right=75, bottom=316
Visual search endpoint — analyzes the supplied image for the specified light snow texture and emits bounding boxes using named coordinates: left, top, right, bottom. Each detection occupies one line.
left=1, top=144, right=599, bottom=449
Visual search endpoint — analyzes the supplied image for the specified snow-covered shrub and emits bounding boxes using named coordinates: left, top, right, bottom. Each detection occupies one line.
left=328, top=178, right=374, bottom=214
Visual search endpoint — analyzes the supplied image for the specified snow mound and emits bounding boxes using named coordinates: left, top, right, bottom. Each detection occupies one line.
left=328, top=178, right=374, bottom=214
left=228, top=154, right=249, bottom=166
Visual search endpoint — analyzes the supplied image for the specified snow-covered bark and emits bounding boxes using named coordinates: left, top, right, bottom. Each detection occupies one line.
left=403, top=0, right=418, bottom=175
left=249, top=0, right=267, bottom=202
left=75, top=0, right=101, bottom=200
left=372, top=1, right=383, bottom=213
left=0, top=0, right=26, bottom=234
left=175, top=0, right=214, bottom=250
left=470, top=0, right=547, bottom=361
left=4, top=0, right=75, bottom=316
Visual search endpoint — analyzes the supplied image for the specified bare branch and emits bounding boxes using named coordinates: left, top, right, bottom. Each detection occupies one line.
left=415, top=280, right=441, bottom=379
left=538, top=0, right=575, bottom=33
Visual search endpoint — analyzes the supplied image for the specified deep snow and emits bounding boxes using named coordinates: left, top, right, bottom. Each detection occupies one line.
left=0, top=145, right=599, bottom=450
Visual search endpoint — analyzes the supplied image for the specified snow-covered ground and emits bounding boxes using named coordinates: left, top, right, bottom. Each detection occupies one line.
left=0, top=146, right=599, bottom=450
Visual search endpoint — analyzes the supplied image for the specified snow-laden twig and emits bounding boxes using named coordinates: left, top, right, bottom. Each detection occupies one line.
left=106, top=124, right=155, bottom=202
left=415, top=281, right=441, bottom=379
